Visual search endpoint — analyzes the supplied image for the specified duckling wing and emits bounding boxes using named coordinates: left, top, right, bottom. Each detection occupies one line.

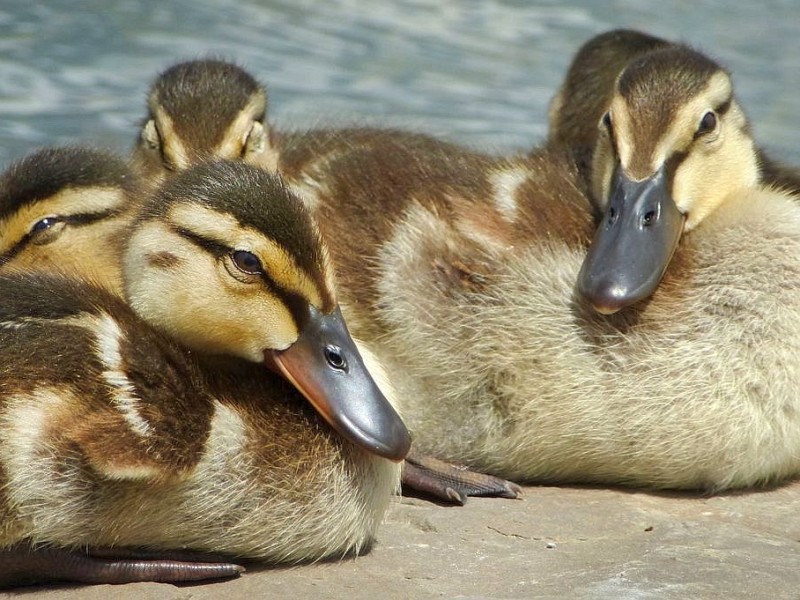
left=0, top=274, right=214, bottom=483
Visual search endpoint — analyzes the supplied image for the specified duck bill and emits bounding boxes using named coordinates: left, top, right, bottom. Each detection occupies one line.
left=266, top=305, right=411, bottom=462
left=577, top=165, right=685, bottom=314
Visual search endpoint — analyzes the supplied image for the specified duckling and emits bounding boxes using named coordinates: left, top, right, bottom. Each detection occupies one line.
left=131, top=59, right=280, bottom=187
left=546, top=30, right=800, bottom=314
left=276, top=129, right=800, bottom=492
left=0, top=146, right=135, bottom=293
left=0, top=159, right=410, bottom=587
left=130, top=59, right=521, bottom=505
left=130, top=60, right=800, bottom=493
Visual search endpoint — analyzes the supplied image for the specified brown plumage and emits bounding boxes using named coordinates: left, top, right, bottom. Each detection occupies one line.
left=279, top=129, right=800, bottom=492
left=547, top=28, right=670, bottom=184
left=0, top=158, right=408, bottom=588
left=128, top=58, right=800, bottom=497
left=548, top=29, right=800, bottom=207
left=129, top=60, right=521, bottom=505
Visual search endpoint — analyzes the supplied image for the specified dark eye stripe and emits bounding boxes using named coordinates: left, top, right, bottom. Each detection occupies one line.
left=174, top=227, right=228, bottom=257
left=173, top=228, right=308, bottom=314
left=0, top=209, right=122, bottom=266
left=664, top=150, right=690, bottom=195
left=64, top=209, right=122, bottom=226
left=172, top=226, right=322, bottom=331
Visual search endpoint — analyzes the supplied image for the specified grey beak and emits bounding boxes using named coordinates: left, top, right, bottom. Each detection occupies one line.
left=268, top=305, right=411, bottom=461
left=578, top=165, right=685, bottom=314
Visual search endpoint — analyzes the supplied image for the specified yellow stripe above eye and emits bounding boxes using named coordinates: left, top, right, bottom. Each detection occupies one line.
left=215, top=93, right=267, bottom=159
left=650, top=72, right=734, bottom=170
left=167, top=203, right=324, bottom=307
left=152, top=106, right=192, bottom=170
left=0, top=187, right=125, bottom=254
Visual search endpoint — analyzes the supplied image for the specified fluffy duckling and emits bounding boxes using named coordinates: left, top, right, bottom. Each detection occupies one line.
left=547, top=30, right=800, bottom=314
left=276, top=130, right=800, bottom=492
left=0, top=160, right=409, bottom=587
left=128, top=60, right=800, bottom=493
left=131, top=59, right=280, bottom=187
left=130, top=59, right=521, bottom=505
left=0, top=146, right=135, bottom=293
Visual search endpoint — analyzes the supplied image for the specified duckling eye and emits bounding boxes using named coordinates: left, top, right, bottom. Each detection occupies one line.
left=695, top=111, right=717, bottom=137
left=324, top=345, right=347, bottom=371
left=602, top=112, right=613, bottom=132
left=231, top=250, right=263, bottom=275
left=31, top=217, right=59, bottom=233
left=29, top=217, right=65, bottom=244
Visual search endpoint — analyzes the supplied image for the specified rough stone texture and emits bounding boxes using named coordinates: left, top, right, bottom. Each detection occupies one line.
left=6, top=481, right=800, bottom=599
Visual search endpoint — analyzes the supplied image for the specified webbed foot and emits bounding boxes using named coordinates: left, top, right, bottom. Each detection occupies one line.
left=0, top=541, right=244, bottom=588
left=402, top=449, right=522, bottom=505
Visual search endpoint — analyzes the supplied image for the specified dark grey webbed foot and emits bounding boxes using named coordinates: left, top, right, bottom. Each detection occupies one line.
left=402, top=450, right=523, bottom=505
left=0, top=542, right=244, bottom=588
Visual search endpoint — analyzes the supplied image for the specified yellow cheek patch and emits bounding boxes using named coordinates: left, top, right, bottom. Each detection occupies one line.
left=167, top=203, right=325, bottom=307
left=0, top=187, right=126, bottom=255
left=171, top=283, right=300, bottom=357
left=125, top=221, right=301, bottom=359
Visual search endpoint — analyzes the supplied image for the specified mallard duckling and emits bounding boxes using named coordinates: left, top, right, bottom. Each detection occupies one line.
left=0, top=146, right=135, bottom=293
left=0, top=159, right=410, bottom=587
left=547, top=30, right=800, bottom=314
left=129, top=59, right=521, bottom=505
left=276, top=130, right=800, bottom=492
left=129, top=59, right=800, bottom=493
left=130, top=59, right=280, bottom=187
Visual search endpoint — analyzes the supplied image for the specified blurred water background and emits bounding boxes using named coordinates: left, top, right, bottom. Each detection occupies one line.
left=1, top=0, right=798, bottom=168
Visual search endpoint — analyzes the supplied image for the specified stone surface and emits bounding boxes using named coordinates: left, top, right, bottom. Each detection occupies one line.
left=6, top=481, right=800, bottom=599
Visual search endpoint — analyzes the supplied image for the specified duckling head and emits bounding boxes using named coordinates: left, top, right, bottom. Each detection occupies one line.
left=132, top=59, right=277, bottom=185
left=548, top=29, right=670, bottom=152
left=123, top=159, right=410, bottom=461
left=0, top=146, right=133, bottom=292
left=579, top=45, right=759, bottom=314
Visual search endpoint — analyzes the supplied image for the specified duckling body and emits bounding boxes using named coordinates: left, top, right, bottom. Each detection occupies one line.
left=130, top=60, right=521, bottom=504
left=0, top=146, right=135, bottom=292
left=278, top=132, right=800, bottom=491
left=129, top=58, right=800, bottom=492
left=546, top=30, right=800, bottom=313
left=0, top=160, right=408, bottom=587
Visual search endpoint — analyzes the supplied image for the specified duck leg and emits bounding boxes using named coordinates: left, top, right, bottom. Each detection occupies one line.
left=402, top=449, right=522, bottom=505
left=0, top=541, right=244, bottom=588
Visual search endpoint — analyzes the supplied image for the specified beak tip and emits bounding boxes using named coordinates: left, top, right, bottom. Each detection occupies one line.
left=347, top=413, right=412, bottom=462
left=578, top=277, right=635, bottom=315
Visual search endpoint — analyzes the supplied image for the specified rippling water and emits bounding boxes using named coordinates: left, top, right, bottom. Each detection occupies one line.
left=1, top=0, right=798, bottom=168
